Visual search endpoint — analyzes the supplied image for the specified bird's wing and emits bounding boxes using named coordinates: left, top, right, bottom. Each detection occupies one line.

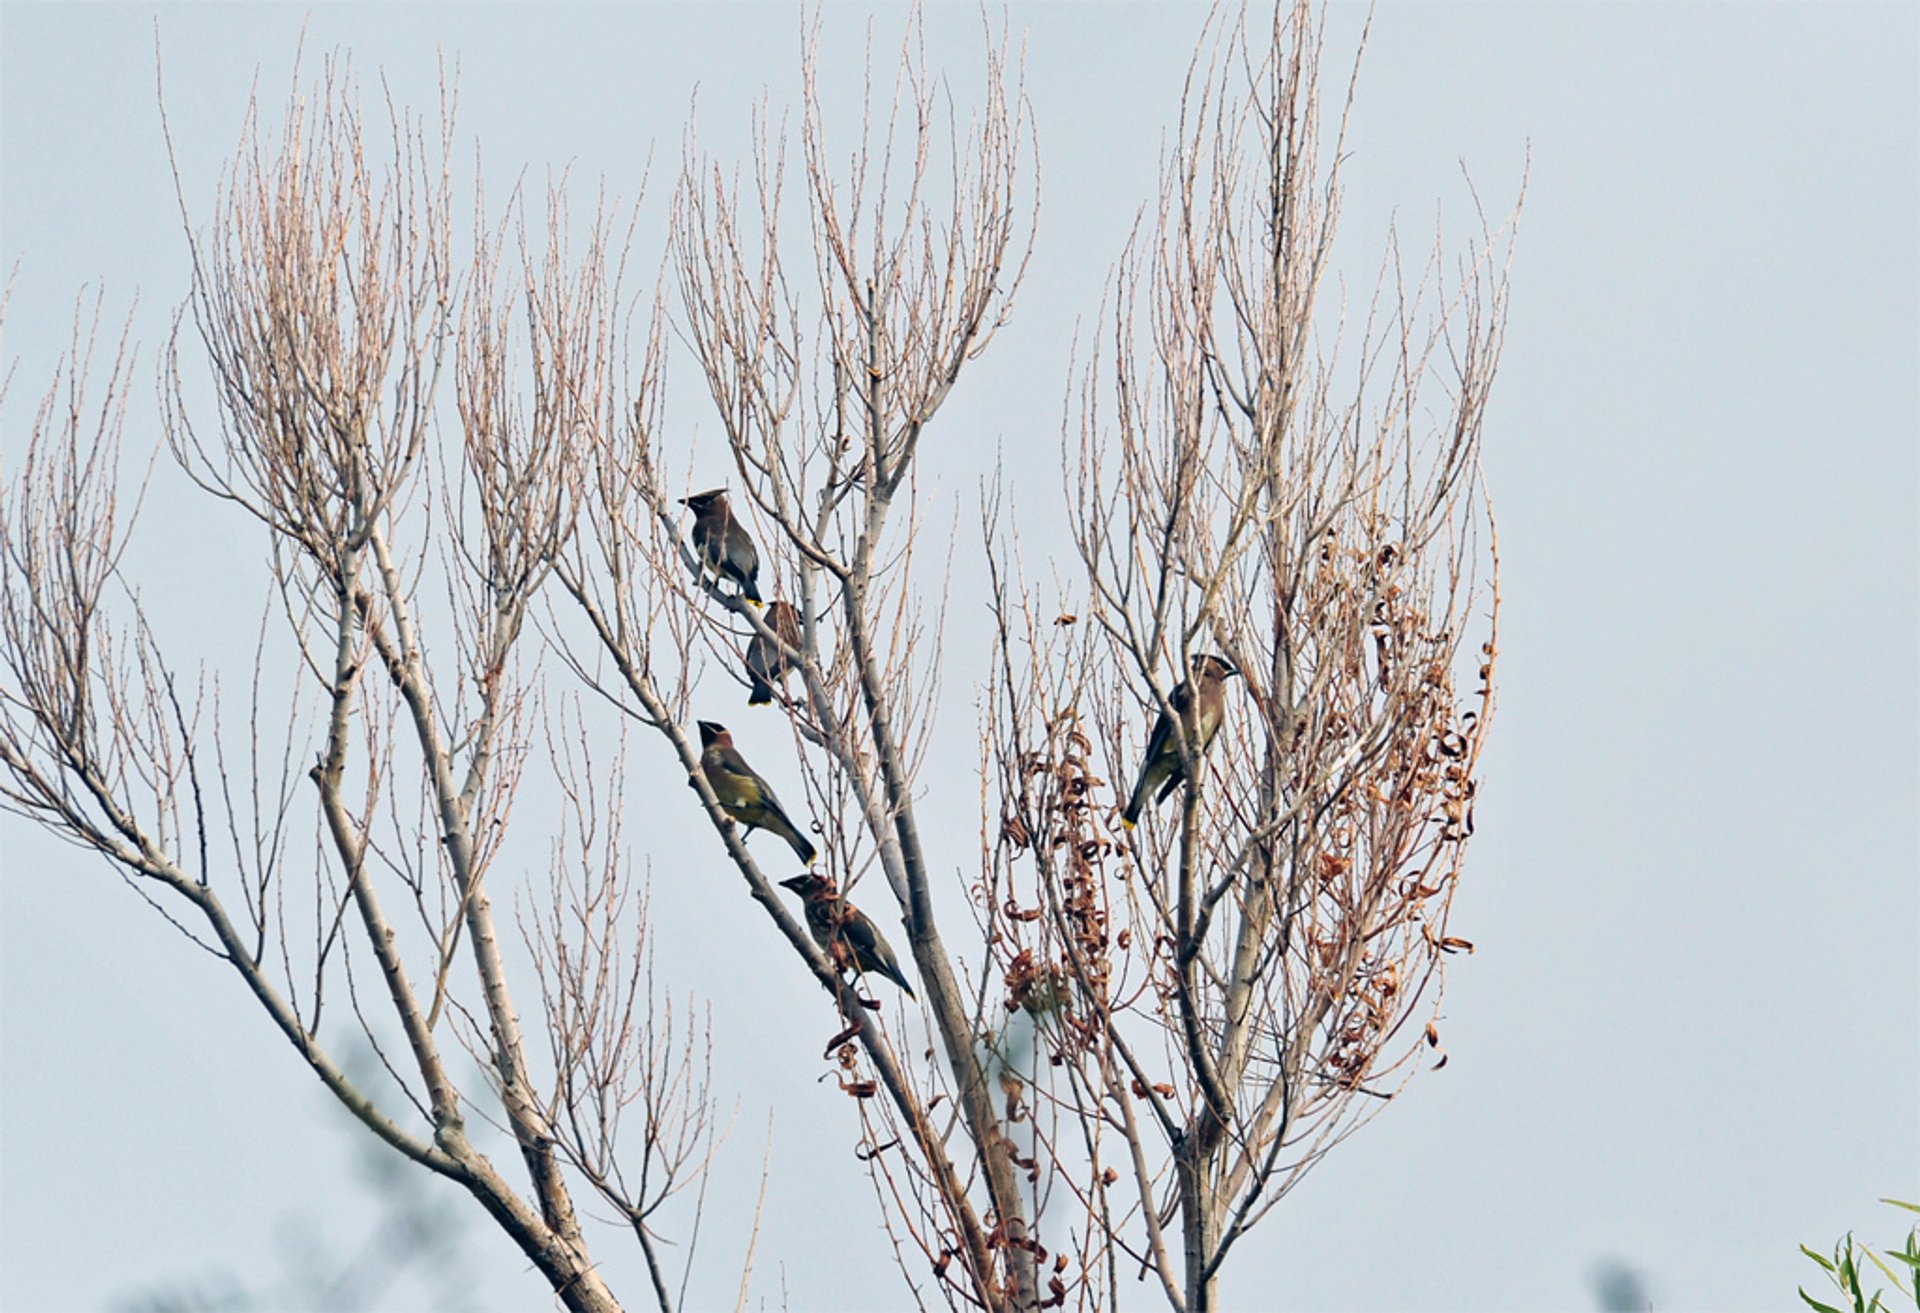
left=711, top=746, right=768, bottom=801
left=1140, top=704, right=1175, bottom=769
left=745, top=635, right=774, bottom=683
left=1139, top=678, right=1195, bottom=762
left=1169, top=678, right=1196, bottom=717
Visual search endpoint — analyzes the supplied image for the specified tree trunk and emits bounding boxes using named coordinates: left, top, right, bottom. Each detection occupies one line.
left=1178, top=1130, right=1221, bottom=1312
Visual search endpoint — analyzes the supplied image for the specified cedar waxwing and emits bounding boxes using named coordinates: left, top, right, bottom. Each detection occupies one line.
left=779, top=873, right=916, bottom=999
left=745, top=600, right=803, bottom=707
left=697, top=720, right=815, bottom=864
left=681, top=488, right=762, bottom=605
left=1121, top=653, right=1239, bottom=828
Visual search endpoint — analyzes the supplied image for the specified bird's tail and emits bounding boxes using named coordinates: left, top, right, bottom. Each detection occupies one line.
left=767, top=810, right=815, bottom=865
left=743, top=577, right=763, bottom=606
left=748, top=677, right=774, bottom=707
left=866, top=943, right=917, bottom=999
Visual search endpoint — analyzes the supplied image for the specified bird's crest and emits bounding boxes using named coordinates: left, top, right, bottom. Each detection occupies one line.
left=1192, top=653, right=1239, bottom=680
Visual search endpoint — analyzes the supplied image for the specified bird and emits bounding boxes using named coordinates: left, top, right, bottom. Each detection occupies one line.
left=779, top=873, right=915, bottom=999
left=697, top=720, right=815, bottom=864
left=681, top=488, right=762, bottom=605
left=745, top=600, right=803, bottom=707
left=1121, top=653, right=1239, bottom=828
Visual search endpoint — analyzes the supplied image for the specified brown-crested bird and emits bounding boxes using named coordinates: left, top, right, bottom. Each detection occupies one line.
left=697, top=720, right=815, bottom=864
left=1121, top=653, right=1239, bottom=828
left=681, top=488, right=761, bottom=605
left=745, top=600, right=802, bottom=707
left=779, top=873, right=915, bottom=999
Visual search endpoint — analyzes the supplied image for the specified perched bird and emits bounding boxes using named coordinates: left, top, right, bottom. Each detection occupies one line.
left=745, top=600, right=803, bottom=707
left=1122, top=653, right=1239, bottom=828
left=681, top=488, right=762, bottom=605
left=697, top=720, right=815, bottom=864
left=779, top=873, right=916, bottom=999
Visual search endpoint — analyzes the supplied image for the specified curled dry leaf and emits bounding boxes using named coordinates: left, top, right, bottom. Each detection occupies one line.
left=1001, top=813, right=1033, bottom=851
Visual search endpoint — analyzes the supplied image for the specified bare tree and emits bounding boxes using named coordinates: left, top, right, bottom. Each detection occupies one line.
left=0, top=59, right=714, bottom=1313
left=1, top=5, right=1515, bottom=1311
left=984, top=6, right=1514, bottom=1309
left=558, top=3, right=1510, bottom=1311
left=552, top=9, right=1047, bottom=1307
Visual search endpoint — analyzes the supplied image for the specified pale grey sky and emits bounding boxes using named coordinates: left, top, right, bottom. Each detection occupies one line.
left=2, top=4, right=1915, bottom=1311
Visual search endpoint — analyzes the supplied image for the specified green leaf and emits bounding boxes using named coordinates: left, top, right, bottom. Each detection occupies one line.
left=1806, top=1245, right=1840, bottom=1274
left=1840, top=1247, right=1868, bottom=1313
left=1802, top=1288, right=1848, bottom=1313
left=1867, top=1247, right=1915, bottom=1281
left=1881, top=1200, right=1920, bottom=1216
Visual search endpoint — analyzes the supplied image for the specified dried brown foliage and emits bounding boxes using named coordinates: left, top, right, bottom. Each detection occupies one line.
left=978, top=6, right=1517, bottom=1308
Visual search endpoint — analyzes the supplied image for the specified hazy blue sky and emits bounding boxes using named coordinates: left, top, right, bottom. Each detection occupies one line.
left=2, top=4, right=1915, bottom=1311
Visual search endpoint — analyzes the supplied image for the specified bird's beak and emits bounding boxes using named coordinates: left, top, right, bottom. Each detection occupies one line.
left=778, top=875, right=806, bottom=892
